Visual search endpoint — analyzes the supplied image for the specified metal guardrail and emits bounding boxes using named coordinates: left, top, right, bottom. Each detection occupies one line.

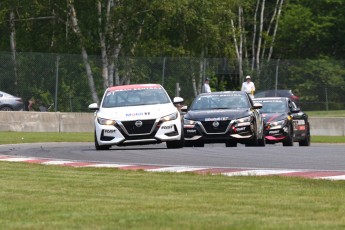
left=0, top=112, right=344, bottom=136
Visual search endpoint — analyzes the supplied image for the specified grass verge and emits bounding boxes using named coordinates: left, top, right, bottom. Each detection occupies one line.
left=306, top=110, right=345, bottom=117
left=1, top=162, right=345, bottom=229
left=1, top=132, right=345, bottom=144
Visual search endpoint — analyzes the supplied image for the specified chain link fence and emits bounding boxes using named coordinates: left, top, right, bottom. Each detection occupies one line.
left=1, top=52, right=344, bottom=112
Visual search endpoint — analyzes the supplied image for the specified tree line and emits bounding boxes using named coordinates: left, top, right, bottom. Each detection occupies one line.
left=0, top=0, right=344, bottom=110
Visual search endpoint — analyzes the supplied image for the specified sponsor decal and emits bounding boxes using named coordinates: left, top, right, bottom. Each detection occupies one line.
left=187, top=129, right=197, bottom=133
left=104, top=130, right=116, bottom=134
left=236, top=127, right=246, bottom=132
left=269, top=130, right=280, bottom=134
left=126, top=112, right=150, bottom=117
left=205, top=117, right=228, bottom=121
left=161, top=125, right=173, bottom=129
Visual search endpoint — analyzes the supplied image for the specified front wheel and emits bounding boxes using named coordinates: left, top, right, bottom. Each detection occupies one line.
left=166, top=139, right=184, bottom=149
left=94, top=132, right=111, bottom=150
left=258, top=134, right=266, bottom=147
left=282, top=125, right=293, bottom=146
left=225, top=141, right=237, bottom=147
left=0, top=106, right=13, bottom=111
left=166, top=130, right=184, bottom=149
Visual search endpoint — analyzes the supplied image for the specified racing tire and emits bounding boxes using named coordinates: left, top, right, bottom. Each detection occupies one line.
left=94, top=132, right=111, bottom=150
left=193, top=141, right=205, bottom=147
left=257, top=134, right=266, bottom=147
left=245, top=122, right=258, bottom=147
left=225, top=141, right=237, bottom=147
left=166, top=129, right=184, bottom=149
left=0, top=106, right=13, bottom=111
left=299, top=123, right=311, bottom=146
left=184, top=141, right=194, bottom=147
left=166, top=139, right=184, bottom=149
left=282, top=125, right=294, bottom=147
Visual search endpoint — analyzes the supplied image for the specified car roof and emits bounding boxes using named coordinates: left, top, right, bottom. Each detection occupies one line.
left=256, top=89, right=291, bottom=93
left=0, top=91, right=13, bottom=97
left=253, top=97, right=289, bottom=101
left=107, top=84, right=162, bottom=92
left=199, top=91, right=247, bottom=96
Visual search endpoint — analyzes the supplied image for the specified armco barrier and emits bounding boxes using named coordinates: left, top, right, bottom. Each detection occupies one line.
left=0, top=112, right=344, bottom=136
left=0, top=111, right=94, bottom=133
left=309, top=117, right=345, bottom=136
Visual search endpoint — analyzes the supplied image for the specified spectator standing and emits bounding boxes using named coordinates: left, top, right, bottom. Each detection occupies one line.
left=201, top=78, right=211, bottom=93
left=241, top=75, right=256, bottom=99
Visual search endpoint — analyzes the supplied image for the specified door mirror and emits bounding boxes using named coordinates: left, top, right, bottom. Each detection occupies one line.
left=88, top=103, right=99, bottom=110
left=252, top=102, right=262, bottom=109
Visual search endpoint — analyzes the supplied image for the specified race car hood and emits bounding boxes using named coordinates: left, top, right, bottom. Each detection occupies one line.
left=97, top=103, right=177, bottom=121
left=185, top=109, right=251, bottom=121
left=261, top=113, right=288, bottom=124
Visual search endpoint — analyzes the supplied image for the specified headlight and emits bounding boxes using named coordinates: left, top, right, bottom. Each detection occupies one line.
left=236, top=116, right=252, bottom=127
left=237, top=116, right=251, bottom=123
left=161, top=112, right=178, bottom=122
left=269, top=119, right=287, bottom=129
left=97, top=117, right=116, bottom=126
left=183, top=118, right=196, bottom=125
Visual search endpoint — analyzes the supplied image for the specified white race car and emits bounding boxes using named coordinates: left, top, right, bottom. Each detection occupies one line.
left=89, top=84, right=184, bottom=150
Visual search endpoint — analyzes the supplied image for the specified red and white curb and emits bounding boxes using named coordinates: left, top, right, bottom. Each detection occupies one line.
left=1, top=154, right=345, bottom=180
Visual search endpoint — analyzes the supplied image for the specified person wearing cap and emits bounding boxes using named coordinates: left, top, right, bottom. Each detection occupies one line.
left=241, top=75, right=255, bottom=99
left=201, top=77, right=211, bottom=93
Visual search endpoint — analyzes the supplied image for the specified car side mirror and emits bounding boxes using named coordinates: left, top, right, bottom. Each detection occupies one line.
left=173, top=97, right=184, bottom=104
left=88, top=103, right=99, bottom=111
left=291, top=107, right=300, bottom=113
left=252, top=102, right=262, bottom=109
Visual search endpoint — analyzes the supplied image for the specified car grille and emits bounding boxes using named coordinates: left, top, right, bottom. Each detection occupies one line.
left=121, top=119, right=156, bottom=135
left=200, top=120, right=230, bottom=134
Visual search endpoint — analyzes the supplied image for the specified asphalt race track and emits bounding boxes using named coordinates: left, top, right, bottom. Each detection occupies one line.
left=0, top=142, right=344, bottom=171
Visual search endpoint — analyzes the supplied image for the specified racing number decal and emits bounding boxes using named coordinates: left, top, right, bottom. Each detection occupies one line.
left=293, top=120, right=306, bottom=131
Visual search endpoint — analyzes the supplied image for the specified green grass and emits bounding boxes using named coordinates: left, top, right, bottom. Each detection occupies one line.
left=306, top=110, right=345, bottom=117
left=312, top=136, right=345, bottom=143
left=0, top=132, right=93, bottom=145
left=1, top=162, right=345, bottom=229
left=1, top=132, right=345, bottom=144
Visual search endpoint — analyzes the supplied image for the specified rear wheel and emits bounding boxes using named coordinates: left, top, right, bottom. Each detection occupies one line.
left=282, top=125, right=293, bottom=146
left=299, top=123, right=311, bottom=146
left=94, top=132, right=111, bottom=150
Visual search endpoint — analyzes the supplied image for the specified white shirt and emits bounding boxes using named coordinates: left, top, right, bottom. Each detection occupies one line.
left=202, top=83, right=211, bottom=93
left=241, top=81, right=255, bottom=94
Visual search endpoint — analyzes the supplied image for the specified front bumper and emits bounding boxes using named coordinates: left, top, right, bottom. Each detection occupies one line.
left=95, top=118, right=182, bottom=146
left=264, top=126, right=288, bottom=142
left=183, top=120, right=254, bottom=143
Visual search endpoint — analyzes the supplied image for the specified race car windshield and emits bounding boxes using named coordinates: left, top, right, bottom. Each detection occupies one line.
left=190, top=94, right=249, bottom=110
left=102, top=88, right=170, bottom=108
left=257, top=100, right=287, bottom=113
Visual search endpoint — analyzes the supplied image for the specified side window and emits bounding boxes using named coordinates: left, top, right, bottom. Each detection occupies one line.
left=288, top=100, right=294, bottom=111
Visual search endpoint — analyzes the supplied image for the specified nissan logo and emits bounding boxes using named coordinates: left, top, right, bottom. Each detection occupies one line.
left=135, top=120, right=143, bottom=127
left=212, top=121, right=219, bottom=128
